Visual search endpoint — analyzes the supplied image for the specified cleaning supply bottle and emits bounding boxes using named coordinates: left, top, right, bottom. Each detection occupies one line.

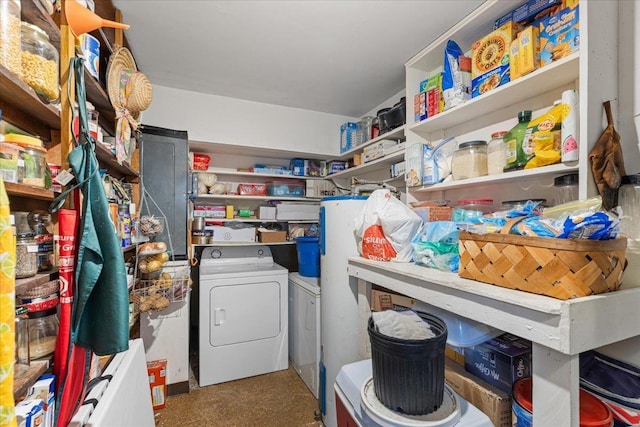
left=504, top=110, right=532, bottom=172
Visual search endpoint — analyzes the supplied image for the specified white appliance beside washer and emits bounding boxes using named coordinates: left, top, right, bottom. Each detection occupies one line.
left=335, top=359, right=492, bottom=427
left=288, top=272, right=321, bottom=398
left=199, top=245, right=288, bottom=387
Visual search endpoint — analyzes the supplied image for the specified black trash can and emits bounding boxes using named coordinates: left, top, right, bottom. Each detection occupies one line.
left=367, top=311, right=447, bottom=415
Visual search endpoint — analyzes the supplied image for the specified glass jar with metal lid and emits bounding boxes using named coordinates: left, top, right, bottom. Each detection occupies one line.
left=0, top=0, right=22, bottom=77
left=20, top=21, right=59, bottom=103
left=28, top=210, right=54, bottom=271
left=14, top=143, right=47, bottom=188
left=451, top=140, right=488, bottom=180
left=618, top=174, right=640, bottom=250
left=15, top=232, right=38, bottom=278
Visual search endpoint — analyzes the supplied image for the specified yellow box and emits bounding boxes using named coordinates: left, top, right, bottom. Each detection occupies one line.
left=518, top=25, right=540, bottom=76
left=471, top=22, right=519, bottom=97
left=509, top=38, right=521, bottom=80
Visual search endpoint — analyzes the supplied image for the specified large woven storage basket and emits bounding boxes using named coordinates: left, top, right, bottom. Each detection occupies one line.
left=458, top=225, right=627, bottom=299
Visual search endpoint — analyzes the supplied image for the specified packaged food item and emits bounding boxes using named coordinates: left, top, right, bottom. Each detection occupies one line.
left=442, top=40, right=471, bottom=110
left=471, top=22, right=518, bottom=97
left=452, top=199, right=496, bottom=222
left=21, top=22, right=59, bottom=103
left=539, top=5, right=580, bottom=66
left=518, top=25, right=540, bottom=76
left=425, top=73, right=443, bottom=118
left=523, top=101, right=569, bottom=169
left=28, top=210, right=54, bottom=271
left=0, top=142, right=23, bottom=183
left=15, top=143, right=47, bottom=187
left=451, top=140, right=488, bottom=180
left=509, top=38, right=521, bottom=81
left=504, top=110, right=532, bottom=171
left=422, top=137, right=457, bottom=185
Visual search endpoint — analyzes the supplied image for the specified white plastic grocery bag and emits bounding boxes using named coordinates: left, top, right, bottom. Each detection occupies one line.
left=354, top=189, right=423, bottom=262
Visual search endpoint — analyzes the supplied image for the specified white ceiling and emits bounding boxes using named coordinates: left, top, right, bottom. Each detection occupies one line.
left=112, top=0, right=484, bottom=118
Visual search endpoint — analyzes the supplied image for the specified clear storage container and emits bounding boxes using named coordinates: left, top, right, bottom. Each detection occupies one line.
left=16, top=143, right=47, bottom=187
left=619, top=174, right=640, bottom=249
left=487, top=131, right=508, bottom=175
left=0, top=142, right=24, bottom=184
left=15, top=232, right=38, bottom=279
left=21, top=21, right=59, bottom=103
left=28, top=308, right=59, bottom=360
left=452, top=199, right=496, bottom=222
left=553, top=173, right=579, bottom=205
left=451, top=140, right=488, bottom=180
left=0, top=0, right=22, bottom=77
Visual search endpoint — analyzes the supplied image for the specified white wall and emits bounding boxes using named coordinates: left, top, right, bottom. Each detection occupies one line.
left=596, top=0, right=640, bottom=366
left=142, top=85, right=357, bottom=157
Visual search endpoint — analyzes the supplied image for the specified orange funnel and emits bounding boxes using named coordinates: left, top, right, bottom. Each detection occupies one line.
left=64, top=0, right=129, bottom=36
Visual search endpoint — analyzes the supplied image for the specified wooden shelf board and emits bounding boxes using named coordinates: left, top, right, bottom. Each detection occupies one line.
left=0, top=65, right=61, bottom=132
left=94, top=142, right=139, bottom=179
left=5, top=183, right=55, bottom=201
left=13, top=360, right=49, bottom=400
left=84, top=70, right=116, bottom=137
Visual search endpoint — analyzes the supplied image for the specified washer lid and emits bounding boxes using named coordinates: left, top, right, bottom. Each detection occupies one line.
left=289, top=273, right=320, bottom=295
left=360, top=378, right=461, bottom=427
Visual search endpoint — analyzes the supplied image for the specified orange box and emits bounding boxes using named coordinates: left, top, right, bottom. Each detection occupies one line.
left=147, top=359, right=167, bottom=410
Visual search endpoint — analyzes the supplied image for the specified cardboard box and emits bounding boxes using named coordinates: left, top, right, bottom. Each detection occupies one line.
left=390, top=161, right=406, bottom=178
left=258, top=206, right=276, bottom=220
left=258, top=230, right=287, bottom=243
left=209, top=225, right=256, bottom=242
left=464, top=333, right=532, bottom=394
left=471, top=22, right=519, bottom=98
left=539, top=5, right=579, bottom=67
left=370, top=288, right=416, bottom=311
left=445, top=358, right=512, bottom=427
left=147, top=359, right=167, bottom=410
left=25, top=374, right=55, bottom=427
left=446, top=345, right=465, bottom=366
left=15, top=399, right=44, bottom=427
left=495, top=0, right=562, bottom=28
left=328, top=161, right=346, bottom=174
left=414, top=92, right=427, bottom=122
left=362, top=139, right=399, bottom=163
left=340, top=122, right=357, bottom=153
left=510, top=38, right=521, bottom=81
left=412, top=205, right=453, bottom=222
left=518, top=25, right=540, bottom=76
left=276, top=203, right=320, bottom=221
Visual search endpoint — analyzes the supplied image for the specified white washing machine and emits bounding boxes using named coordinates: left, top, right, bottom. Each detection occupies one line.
left=335, top=359, right=493, bottom=427
left=288, top=272, right=321, bottom=398
left=199, top=245, right=288, bottom=387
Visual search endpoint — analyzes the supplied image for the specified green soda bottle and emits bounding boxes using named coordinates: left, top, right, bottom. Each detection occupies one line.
left=503, top=110, right=532, bottom=172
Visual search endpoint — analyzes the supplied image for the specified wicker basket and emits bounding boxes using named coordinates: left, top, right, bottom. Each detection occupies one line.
left=458, top=220, right=628, bottom=300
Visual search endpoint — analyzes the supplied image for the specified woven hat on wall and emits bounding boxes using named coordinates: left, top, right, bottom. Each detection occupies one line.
left=106, top=46, right=152, bottom=122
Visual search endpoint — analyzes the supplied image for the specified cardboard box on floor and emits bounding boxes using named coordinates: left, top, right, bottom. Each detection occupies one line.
left=147, top=359, right=167, bottom=410
left=445, top=358, right=512, bottom=427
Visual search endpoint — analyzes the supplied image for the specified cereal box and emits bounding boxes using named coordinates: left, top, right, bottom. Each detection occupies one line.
left=147, top=359, right=167, bottom=410
left=471, top=22, right=519, bottom=97
left=509, top=38, right=521, bottom=81
left=539, top=5, right=579, bottom=67
left=518, top=25, right=540, bottom=76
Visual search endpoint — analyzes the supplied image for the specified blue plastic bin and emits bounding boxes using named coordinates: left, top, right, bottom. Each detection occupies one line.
left=295, top=237, right=320, bottom=277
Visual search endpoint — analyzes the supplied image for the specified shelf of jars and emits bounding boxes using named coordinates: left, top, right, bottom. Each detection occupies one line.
left=333, top=125, right=406, bottom=161
left=414, top=163, right=579, bottom=194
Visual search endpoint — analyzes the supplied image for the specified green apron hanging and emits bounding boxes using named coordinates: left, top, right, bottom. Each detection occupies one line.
left=68, top=140, right=129, bottom=355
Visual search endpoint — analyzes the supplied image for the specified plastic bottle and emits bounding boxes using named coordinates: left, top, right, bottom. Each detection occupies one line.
left=504, top=110, right=532, bottom=172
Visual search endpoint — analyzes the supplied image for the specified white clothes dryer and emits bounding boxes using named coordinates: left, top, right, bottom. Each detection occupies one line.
left=198, top=245, right=288, bottom=387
